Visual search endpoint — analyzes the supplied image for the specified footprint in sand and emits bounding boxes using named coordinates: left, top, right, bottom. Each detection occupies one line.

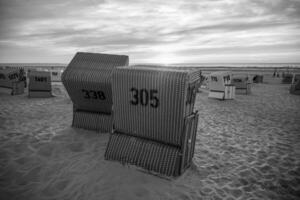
left=67, top=142, right=84, bottom=152
left=55, top=179, right=70, bottom=191
left=23, top=166, right=42, bottom=183
left=37, top=144, right=54, bottom=157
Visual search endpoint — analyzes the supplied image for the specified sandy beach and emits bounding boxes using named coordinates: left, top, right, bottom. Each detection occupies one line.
left=0, top=74, right=300, bottom=200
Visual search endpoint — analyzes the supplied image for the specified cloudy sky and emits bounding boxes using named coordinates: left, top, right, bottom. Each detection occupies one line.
left=0, top=0, right=300, bottom=64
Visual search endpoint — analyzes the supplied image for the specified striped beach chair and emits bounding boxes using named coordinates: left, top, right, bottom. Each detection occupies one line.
left=290, top=74, right=300, bottom=95
left=105, top=66, right=199, bottom=176
left=232, top=75, right=251, bottom=95
left=28, top=70, right=52, bottom=98
left=0, top=68, right=25, bottom=95
left=62, top=52, right=129, bottom=132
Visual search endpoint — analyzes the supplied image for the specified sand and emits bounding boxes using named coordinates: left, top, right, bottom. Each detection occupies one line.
left=0, top=74, right=300, bottom=200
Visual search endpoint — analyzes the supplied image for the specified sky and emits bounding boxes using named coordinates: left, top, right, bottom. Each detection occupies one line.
left=0, top=0, right=300, bottom=64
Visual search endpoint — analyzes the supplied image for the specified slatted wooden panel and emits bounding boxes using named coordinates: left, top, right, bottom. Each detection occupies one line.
left=62, top=52, right=129, bottom=114
left=72, top=110, right=113, bottom=132
left=105, top=133, right=181, bottom=176
left=112, top=66, right=199, bottom=146
left=105, top=112, right=199, bottom=176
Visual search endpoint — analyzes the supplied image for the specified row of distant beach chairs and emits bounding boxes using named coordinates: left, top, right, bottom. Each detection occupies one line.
left=204, top=71, right=300, bottom=99
left=0, top=68, right=64, bottom=97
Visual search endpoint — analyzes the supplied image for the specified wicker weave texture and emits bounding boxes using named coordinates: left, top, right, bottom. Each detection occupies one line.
left=105, top=112, right=199, bottom=176
left=112, top=66, right=199, bottom=146
left=105, top=133, right=180, bottom=176
left=72, top=110, right=113, bottom=132
left=62, top=52, right=129, bottom=114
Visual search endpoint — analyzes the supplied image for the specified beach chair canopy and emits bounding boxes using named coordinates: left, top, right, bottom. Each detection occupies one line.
left=62, top=52, right=129, bottom=114
left=253, top=74, right=263, bottom=83
left=208, top=71, right=232, bottom=92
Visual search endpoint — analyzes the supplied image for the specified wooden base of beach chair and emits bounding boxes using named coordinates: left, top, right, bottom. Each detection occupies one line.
left=209, top=85, right=235, bottom=100
left=11, top=82, right=25, bottom=95
left=72, top=110, right=113, bottom=132
left=105, top=112, right=199, bottom=177
left=28, top=90, right=52, bottom=98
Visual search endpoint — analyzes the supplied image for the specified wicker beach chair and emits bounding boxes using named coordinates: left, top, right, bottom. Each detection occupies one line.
left=105, top=66, right=199, bottom=176
left=290, top=74, right=300, bottom=95
left=0, top=68, right=25, bottom=95
left=28, top=70, right=52, bottom=98
left=208, top=71, right=235, bottom=100
left=232, top=75, right=251, bottom=95
left=62, top=52, right=129, bottom=132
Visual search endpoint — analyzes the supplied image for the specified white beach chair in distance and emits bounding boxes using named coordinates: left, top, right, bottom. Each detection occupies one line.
left=208, top=71, right=235, bottom=100
left=28, top=70, right=52, bottom=98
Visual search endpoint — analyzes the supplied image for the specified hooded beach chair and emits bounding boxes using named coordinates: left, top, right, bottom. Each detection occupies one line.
left=28, top=70, right=52, bottom=98
left=62, top=52, right=129, bottom=132
left=208, top=71, right=235, bottom=100
left=282, top=73, right=293, bottom=84
left=105, top=66, right=200, bottom=176
left=253, top=75, right=263, bottom=83
left=0, top=68, right=25, bottom=95
left=290, top=74, right=300, bottom=95
left=232, top=74, right=251, bottom=95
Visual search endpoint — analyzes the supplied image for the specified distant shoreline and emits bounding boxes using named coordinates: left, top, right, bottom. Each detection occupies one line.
left=1, top=63, right=300, bottom=72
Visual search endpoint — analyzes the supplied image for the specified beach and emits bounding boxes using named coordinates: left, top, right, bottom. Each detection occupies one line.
left=0, top=74, right=300, bottom=200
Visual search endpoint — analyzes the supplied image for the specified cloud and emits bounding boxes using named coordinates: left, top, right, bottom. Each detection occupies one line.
left=0, top=0, right=299, bottom=63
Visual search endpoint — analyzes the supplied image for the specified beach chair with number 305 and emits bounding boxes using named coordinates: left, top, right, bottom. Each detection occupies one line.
left=105, top=66, right=200, bottom=177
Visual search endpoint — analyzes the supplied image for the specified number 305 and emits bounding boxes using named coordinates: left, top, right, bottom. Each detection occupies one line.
left=130, top=88, right=159, bottom=108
